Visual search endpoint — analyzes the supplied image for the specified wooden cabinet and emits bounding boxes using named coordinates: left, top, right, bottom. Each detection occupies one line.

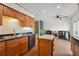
left=30, top=17, right=35, bottom=28
left=0, top=41, right=6, bottom=56
left=18, top=13, right=27, bottom=27
left=19, top=14, right=35, bottom=28
left=5, top=37, right=28, bottom=56
left=0, top=4, right=3, bottom=25
left=38, top=38, right=54, bottom=56
left=16, top=12, right=23, bottom=27
left=6, top=39, right=20, bottom=56
left=19, top=37, right=28, bottom=54
left=0, top=4, right=35, bottom=28
left=21, top=15, right=27, bottom=27
left=26, top=16, right=31, bottom=27
left=0, top=37, right=28, bottom=56
left=71, top=37, right=79, bottom=56
left=4, top=6, right=17, bottom=19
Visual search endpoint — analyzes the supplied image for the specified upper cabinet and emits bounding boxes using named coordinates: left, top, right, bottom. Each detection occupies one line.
left=4, top=6, right=17, bottom=19
left=3, top=6, right=27, bottom=27
left=25, top=15, right=35, bottom=28
left=21, top=15, right=27, bottom=27
left=0, top=4, right=4, bottom=25
left=30, top=17, right=35, bottom=28
left=26, top=15, right=31, bottom=27
left=17, top=13, right=27, bottom=27
left=0, top=4, right=35, bottom=28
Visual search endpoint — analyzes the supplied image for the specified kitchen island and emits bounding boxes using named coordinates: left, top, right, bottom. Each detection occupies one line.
left=37, top=35, right=54, bottom=56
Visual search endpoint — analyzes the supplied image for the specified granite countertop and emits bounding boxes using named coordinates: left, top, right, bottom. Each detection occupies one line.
left=38, top=34, right=54, bottom=41
left=0, top=34, right=33, bottom=42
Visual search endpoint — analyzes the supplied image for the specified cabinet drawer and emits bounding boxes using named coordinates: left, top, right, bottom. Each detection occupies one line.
left=20, top=37, right=28, bottom=42
left=6, top=42, right=19, bottom=56
left=6, top=39, right=20, bottom=44
left=0, top=41, right=5, bottom=47
left=7, top=42, right=19, bottom=47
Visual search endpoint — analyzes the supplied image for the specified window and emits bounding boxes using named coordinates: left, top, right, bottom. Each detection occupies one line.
left=73, top=20, right=79, bottom=40
left=78, top=21, right=79, bottom=39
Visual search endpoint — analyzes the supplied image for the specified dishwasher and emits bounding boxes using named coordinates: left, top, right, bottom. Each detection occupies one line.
left=28, top=34, right=35, bottom=50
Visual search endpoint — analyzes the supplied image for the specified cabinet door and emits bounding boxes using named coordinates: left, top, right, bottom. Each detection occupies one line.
left=6, top=39, right=20, bottom=56
left=16, top=12, right=23, bottom=27
left=21, top=15, right=27, bottom=27
left=4, top=6, right=16, bottom=18
left=30, top=18, right=35, bottom=28
left=0, top=4, right=3, bottom=25
left=0, top=47, right=5, bottom=56
left=38, top=39, right=52, bottom=56
left=0, top=41, right=5, bottom=56
left=18, top=13, right=26, bottom=27
left=6, top=43, right=19, bottom=56
left=19, top=37, right=28, bottom=54
left=0, top=15, right=2, bottom=25
left=26, top=16, right=31, bottom=27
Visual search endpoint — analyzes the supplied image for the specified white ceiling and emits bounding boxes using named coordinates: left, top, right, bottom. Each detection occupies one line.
left=16, top=3, right=78, bottom=20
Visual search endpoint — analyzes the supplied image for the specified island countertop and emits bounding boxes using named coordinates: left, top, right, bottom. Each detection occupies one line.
left=38, top=34, right=54, bottom=41
left=38, top=34, right=54, bottom=56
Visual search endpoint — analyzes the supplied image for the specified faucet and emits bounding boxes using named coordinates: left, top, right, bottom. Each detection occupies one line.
left=13, top=28, right=16, bottom=37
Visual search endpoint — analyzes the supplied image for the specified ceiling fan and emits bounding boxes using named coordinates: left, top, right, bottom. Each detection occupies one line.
left=55, top=15, right=69, bottom=20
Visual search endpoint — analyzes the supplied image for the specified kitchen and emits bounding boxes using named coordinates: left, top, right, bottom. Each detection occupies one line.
left=0, top=3, right=36, bottom=56
left=0, top=3, right=79, bottom=56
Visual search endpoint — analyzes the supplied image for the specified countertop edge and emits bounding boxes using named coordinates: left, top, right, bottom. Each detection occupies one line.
left=72, top=37, right=79, bottom=46
left=0, top=34, right=33, bottom=42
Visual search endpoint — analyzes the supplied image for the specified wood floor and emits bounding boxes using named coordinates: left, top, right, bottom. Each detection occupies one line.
left=22, top=37, right=73, bottom=56
left=54, top=37, right=73, bottom=56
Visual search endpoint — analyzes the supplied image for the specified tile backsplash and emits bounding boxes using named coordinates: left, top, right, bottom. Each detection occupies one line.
left=0, top=16, right=34, bottom=35
left=20, top=27, right=34, bottom=34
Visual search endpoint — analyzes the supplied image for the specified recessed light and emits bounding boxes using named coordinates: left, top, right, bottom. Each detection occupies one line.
left=42, top=10, right=46, bottom=13
left=11, top=19, right=18, bottom=22
left=57, top=18, right=60, bottom=20
left=57, top=6, right=60, bottom=9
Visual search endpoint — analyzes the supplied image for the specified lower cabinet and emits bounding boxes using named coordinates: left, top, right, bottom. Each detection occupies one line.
left=71, top=37, right=79, bottom=56
left=0, top=37, right=28, bottom=56
left=19, top=37, right=28, bottom=54
left=38, top=38, right=54, bottom=56
left=6, top=39, right=20, bottom=56
left=0, top=41, right=5, bottom=56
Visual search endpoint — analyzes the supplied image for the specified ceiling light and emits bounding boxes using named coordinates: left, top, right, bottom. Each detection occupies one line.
left=57, top=6, right=60, bottom=9
left=42, top=10, right=46, bottom=13
left=11, top=19, right=18, bottom=22
left=57, top=18, right=60, bottom=20
left=22, top=27, right=31, bottom=30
